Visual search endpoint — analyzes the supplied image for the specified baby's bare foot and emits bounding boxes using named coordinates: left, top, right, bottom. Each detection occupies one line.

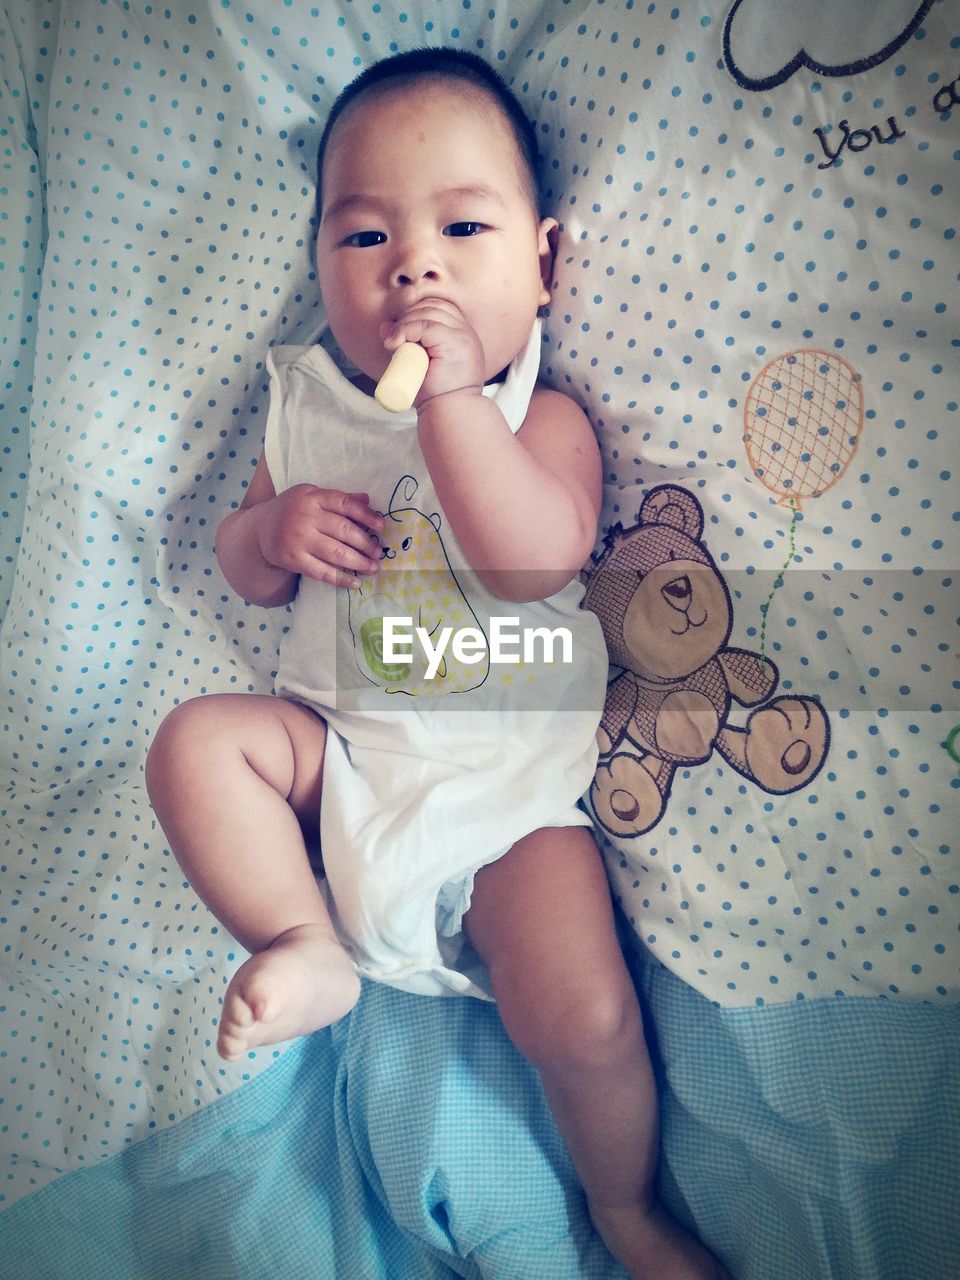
left=217, top=922, right=360, bottom=1060
left=591, top=1200, right=730, bottom=1280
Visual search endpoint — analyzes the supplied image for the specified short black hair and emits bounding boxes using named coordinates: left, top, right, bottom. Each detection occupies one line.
left=315, top=47, right=542, bottom=222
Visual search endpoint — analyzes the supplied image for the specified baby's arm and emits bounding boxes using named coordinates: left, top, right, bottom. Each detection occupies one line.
left=215, top=452, right=384, bottom=606
left=383, top=304, right=601, bottom=602
left=419, top=386, right=600, bottom=601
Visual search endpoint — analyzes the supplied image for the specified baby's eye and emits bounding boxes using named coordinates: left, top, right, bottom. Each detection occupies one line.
left=343, top=230, right=387, bottom=248
left=443, top=221, right=485, bottom=237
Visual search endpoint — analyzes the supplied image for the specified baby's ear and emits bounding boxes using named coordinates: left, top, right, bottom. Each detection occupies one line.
left=537, top=217, right=559, bottom=305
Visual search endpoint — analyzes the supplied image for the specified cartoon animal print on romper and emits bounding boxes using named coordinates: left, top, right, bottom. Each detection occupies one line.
left=581, top=484, right=830, bottom=838
left=347, top=475, right=489, bottom=697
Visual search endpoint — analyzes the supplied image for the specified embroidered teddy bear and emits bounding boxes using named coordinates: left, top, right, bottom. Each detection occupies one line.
left=582, top=484, right=830, bottom=838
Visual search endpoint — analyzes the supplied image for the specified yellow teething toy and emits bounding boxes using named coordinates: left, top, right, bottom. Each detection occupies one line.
left=374, top=342, right=429, bottom=412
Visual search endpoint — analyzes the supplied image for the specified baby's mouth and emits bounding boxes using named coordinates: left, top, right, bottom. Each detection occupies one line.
left=390, top=294, right=455, bottom=320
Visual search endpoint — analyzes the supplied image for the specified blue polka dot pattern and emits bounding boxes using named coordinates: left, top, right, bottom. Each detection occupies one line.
left=0, top=0, right=956, bottom=1210
left=516, top=0, right=957, bottom=1011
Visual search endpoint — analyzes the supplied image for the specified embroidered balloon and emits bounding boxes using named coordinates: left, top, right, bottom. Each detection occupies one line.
left=743, top=348, right=864, bottom=507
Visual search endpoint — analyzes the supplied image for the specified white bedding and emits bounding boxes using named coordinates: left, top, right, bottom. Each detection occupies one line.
left=1, top=3, right=957, bottom=1276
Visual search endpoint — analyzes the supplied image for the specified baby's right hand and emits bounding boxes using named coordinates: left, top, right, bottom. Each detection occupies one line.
left=255, top=485, right=384, bottom=589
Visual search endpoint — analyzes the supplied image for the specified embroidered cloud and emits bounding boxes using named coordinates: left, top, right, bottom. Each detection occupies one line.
left=723, top=0, right=934, bottom=91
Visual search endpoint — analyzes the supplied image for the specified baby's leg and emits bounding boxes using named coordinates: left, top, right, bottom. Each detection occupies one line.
left=145, top=693, right=360, bottom=1059
left=465, top=827, right=727, bottom=1280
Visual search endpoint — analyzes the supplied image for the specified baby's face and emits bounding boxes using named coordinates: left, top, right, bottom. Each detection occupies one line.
left=316, top=81, right=555, bottom=387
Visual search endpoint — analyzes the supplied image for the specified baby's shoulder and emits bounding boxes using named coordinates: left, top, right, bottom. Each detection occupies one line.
left=523, top=383, right=593, bottom=433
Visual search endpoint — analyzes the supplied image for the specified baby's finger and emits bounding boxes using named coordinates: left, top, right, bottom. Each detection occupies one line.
left=348, top=500, right=385, bottom=537
left=383, top=297, right=462, bottom=330
left=346, top=490, right=384, bottom=521
left=313, top=488, right=384, bottom=540
left=311, top=529, right=382, bottom=576
left=332, top=489, right=384, bottom=530
left=297, top=555, right=369, bottom=591
left=381, top=304, right=464, bottom=350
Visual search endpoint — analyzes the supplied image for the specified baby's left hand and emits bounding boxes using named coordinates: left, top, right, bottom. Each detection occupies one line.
left=380, top=299, right=484, bottom=408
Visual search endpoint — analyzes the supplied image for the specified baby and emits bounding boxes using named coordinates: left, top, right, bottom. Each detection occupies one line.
left=146, top=47, right=727, bottom=1280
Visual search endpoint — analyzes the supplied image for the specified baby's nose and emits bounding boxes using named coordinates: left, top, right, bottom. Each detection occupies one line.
left=391, top=247, right=442, bottom=288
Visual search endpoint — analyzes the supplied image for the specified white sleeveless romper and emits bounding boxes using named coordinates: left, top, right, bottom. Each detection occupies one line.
left=264, top=321, right=608, bottom=998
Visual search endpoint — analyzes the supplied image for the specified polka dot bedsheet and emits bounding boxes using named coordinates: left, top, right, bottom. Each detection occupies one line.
left=1, top=2, right=957, bottom=1278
